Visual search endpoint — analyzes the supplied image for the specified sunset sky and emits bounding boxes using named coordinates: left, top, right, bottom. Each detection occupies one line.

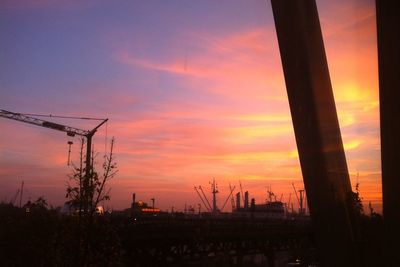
left=0, top=0, right=381, bottom=213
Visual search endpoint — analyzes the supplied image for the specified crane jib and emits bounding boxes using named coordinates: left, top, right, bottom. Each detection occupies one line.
left=0, top=109, right=103, bottom=137
left=42, top=121, right=66, bottom=132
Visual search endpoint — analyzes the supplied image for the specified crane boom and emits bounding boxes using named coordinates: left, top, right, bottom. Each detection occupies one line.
left=0, top=109, right=90, bottom=136
left=194, top=186, right=210, bottom=212
left=239, top=180, right=245, bottom=204
left=221, top=185, right=235, bottom=211
left=229, top=183, right=236, bottom=211
left=198, top=186, right=212, bottom=211
left=11, top=189, right=20, bottom=205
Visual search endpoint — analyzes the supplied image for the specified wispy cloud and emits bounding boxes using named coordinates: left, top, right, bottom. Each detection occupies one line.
left=113, top=27, right=286, bottom=102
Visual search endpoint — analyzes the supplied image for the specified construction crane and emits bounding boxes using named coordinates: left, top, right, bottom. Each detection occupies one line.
left=0, top=109, right=108, bottom=214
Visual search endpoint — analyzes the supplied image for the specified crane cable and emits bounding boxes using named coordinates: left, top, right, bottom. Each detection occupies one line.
left=5, top=110, right=109, bottom=165
left=20, top=112, right=106, bottom=121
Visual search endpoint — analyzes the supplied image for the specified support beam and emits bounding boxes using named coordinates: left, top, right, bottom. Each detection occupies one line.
left=270, top=1, right=356, bottom=266
left=376, top=1, right=400, bottom=265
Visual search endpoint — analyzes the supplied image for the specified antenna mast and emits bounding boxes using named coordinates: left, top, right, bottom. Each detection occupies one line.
left=210, top=178, right=219, bottom=214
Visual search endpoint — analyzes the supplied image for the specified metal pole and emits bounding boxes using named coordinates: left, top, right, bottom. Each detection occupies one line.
left=270, top=1, right=356, bottom=265
left=83, top=119, right=108, bottom=215
left=376, top=1, right=400, bottom=265
left=84, top=134, right=92, bottom=215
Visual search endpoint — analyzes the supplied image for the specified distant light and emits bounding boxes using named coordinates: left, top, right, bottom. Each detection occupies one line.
left=96, top=206, right=104, bottom=214
left=141, top=208, right=160, bottom=212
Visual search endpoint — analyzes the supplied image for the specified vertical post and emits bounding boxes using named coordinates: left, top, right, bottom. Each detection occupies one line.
left=244, top=191, right=249, bottom=209
left=84, top=134, right=92, bottom=215
left=376, top=1, right=400, bottom=265
left=299, top=190, right=304, bottom=215
left=131, top=193, right=136, bottom=217
left=270, top=1, right=356, bottom=266
left=211, top=178, right=218, bottom=215
left=151, top=198, right=155, bottom=215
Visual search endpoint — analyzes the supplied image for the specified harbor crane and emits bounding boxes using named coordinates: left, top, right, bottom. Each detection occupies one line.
left=292, top=183, right=305, bottom=215
left=194, top=185, right=212, bottom=214
left=229, top=182, right=236, bottom=211
left=195, top=179, right=235, bottom=214
left=221, top=184, right=235, bottom=212
left=0, top=109, right=108, bottom=214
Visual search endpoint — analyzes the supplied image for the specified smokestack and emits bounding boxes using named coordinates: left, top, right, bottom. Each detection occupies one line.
left=244, top=191, right=249, bottom=210
left=132, top=193, right=136, bottom=208
left=236, top=192, right=241, bottom=210
left=131, top=193, right=136, bottom=217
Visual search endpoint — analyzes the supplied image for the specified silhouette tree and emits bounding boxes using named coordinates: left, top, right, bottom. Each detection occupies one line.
left=66, top=137, right=117, bottom=217
left=347, top=182, right=364, bottom=217
left=65, top=137, right=118, bottom=266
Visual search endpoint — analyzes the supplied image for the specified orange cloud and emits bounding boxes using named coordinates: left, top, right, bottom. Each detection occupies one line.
left=106, top=5, right=381, bottom=211
left=1, top=0, right=381, bottom=213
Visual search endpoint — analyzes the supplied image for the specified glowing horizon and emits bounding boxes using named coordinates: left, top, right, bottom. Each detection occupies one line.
left=0, top=0, right=381, bottom=213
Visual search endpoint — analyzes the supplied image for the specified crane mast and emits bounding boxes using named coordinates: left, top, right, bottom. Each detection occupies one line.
left=0, top=109, right=108, bottom=215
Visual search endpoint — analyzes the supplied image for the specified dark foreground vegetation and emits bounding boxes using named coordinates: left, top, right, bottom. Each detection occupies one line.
left=0, top=200, right=385, bottom=267
left=0, top=202, right=121, bottom=267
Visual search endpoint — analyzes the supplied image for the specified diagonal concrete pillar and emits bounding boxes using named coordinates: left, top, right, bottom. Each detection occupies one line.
left=270, top=1, right=356, bottom=266
left=376, top=1, right=400, bottom=266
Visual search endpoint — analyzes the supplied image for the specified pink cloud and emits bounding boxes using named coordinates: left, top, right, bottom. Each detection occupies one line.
left=1, top=0, right=381, bottom=212
left=113, top=27, right=286, bottom=103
